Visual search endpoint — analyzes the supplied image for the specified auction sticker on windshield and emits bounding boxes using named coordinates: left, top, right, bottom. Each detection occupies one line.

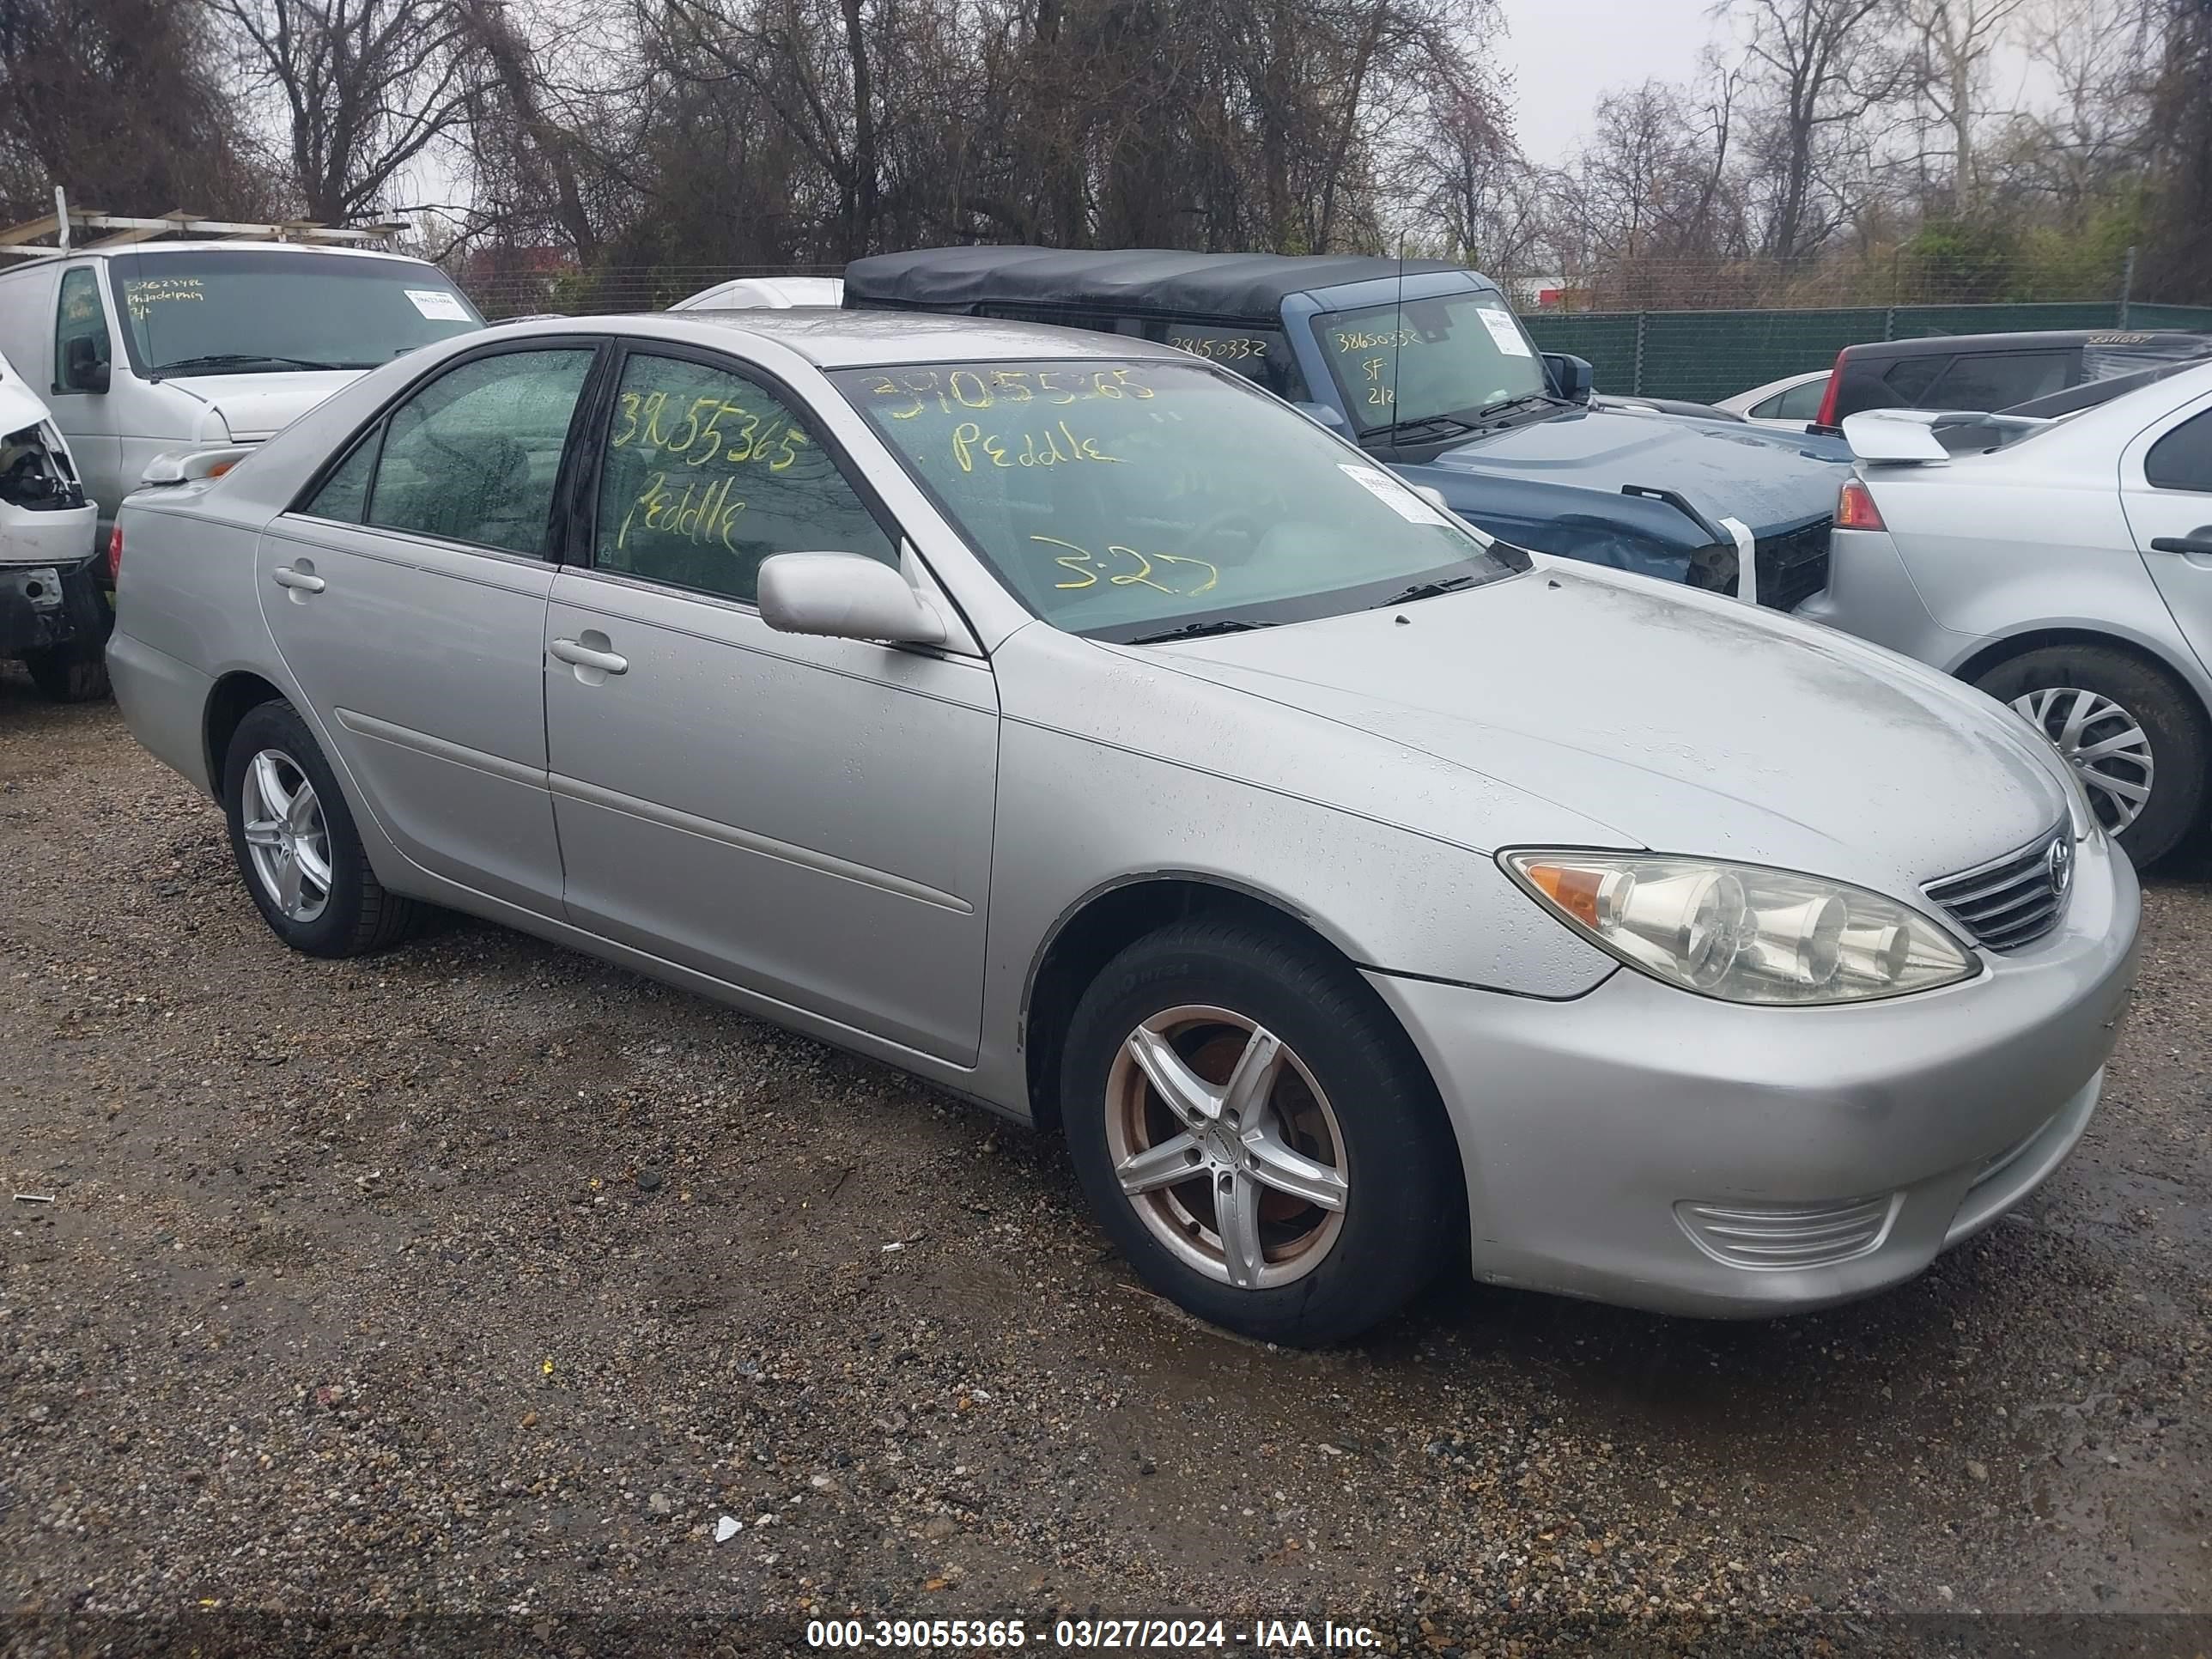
left=1476, top=304, right=1533, bottom=356
left=405, top=289, right=472, bottom=321
left=1338, top=463, right=1449, bottom=525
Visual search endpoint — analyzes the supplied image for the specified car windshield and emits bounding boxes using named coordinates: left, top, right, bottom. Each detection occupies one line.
left=1312, top=291, right=1550, bottom=434
left=833, top=358, right=1522, bottom=641
left=108, top=249, right=483, bottom=377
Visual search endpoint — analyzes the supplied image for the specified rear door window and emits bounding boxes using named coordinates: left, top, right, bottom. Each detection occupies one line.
left=1876, top=355, right=1948, bottom=406
left=1922, top=351, right=2072, bottom=411
left=363, top=348, right=594, bottom=556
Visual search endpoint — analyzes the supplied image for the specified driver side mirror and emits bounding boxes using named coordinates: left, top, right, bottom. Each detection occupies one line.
left=757, top=552, right=948, bottom=646
left=1543, top=353, right=1592, bottom=405
left=62, top=335, right=109, bottom=394
left=1291, top=400, right=1352, bottom=434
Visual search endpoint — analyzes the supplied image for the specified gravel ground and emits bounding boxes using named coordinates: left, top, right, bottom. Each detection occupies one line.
left=2, top=680, right=2208, bottom=1656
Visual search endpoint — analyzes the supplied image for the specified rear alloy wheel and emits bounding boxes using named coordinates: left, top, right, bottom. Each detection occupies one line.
left=1973, top=643, right=2208, bottom=866
left=222, top=699, right=428, bottom=957
left=1061, top=919, right=1459, bottom=1346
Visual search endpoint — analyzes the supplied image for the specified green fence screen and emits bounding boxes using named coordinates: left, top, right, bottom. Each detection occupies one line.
left=1520, top=301, right=2212, bottom=404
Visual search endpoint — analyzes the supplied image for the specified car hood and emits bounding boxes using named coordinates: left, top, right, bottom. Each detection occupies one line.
left=1151, top=563, right=2070, bottom=898
left=0, top=374, right=60, bottom=443
left=161, top=370, right=365, bottom=441
left=1396, top=405, right=1850, bottom=583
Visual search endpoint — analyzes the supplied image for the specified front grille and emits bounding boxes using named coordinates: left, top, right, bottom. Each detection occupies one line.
left=1674, top=1194, right=1898, bottom=1269
left=1923, top=823, right=2072, bottom=951
left=1753, top=517, right=1832, bottom=611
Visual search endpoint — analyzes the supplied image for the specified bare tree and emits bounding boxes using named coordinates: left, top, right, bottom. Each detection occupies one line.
left=0, top=0, right=270, bottom=219
left=207, top=0, right=482, bottom=223
left=1905, top=0, right=2030, bottom=211
left=1726, top=0, right=1907, bottom=259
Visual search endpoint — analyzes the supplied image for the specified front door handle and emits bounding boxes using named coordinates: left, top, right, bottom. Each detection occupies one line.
left=270, top=564, right=325, bottom=594
left=2148, top=531, right=2212, bottom=557
left=550, top=635, right=629, bottom=676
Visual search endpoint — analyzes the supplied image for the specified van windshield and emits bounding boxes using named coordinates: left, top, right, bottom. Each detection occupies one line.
left=107, top=249, right=483, bottom=377
left=833, top=358, right=1521, bottom=642
left=1313, top=292, right=1549, bottom=434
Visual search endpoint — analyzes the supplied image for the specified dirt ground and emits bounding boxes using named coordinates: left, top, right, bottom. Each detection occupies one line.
left=2, top=680, right=2207, bottom=1657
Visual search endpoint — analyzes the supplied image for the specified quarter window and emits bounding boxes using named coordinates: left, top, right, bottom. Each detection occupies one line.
left=54, top=267, right=112, bottom=393
left=2147, top=410, right=2212, bottom=493
left=592, top=352, right=893, bottom=602
left=1774, top=379, right=1826, bottom=420
left=365, top=349, right=592, bottom=556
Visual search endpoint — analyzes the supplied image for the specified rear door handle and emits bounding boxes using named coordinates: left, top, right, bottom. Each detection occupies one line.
left=549, top=636, right=629, bottom=675
left=270, top=564, right=325, bottom=593
left=2149, top=532, right=2212, bottom=557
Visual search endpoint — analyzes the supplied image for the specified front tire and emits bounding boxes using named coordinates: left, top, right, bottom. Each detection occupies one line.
left=1060, top=918, right=1460, bottom=1346
left=222, top=699, right=426, bottom=957
left=1972, top=644, right=2208, bottom=866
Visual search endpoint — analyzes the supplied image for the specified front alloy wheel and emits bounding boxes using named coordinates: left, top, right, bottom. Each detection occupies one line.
left=1060, top=918, right=1460, bottom=1346
left=1106, top=1006, right=1349, bottom=1290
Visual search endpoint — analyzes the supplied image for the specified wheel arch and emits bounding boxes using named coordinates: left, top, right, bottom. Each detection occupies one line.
left=203, top=670, right=289, bottom=793
left=1018, top=872, right=1451, bottom=1146
left=1950, top=624, right=2212, bottom=719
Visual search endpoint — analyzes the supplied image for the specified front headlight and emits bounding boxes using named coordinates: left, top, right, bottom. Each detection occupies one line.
left=1500, top=850, right=1978, bottom=1005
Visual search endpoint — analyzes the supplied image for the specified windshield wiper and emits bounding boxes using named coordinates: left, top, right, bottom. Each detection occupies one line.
left=1468, top=392, right=1564, bottom=425
left=1374, top=573, right=1483, bottom=608
left=153, top=353, right=367, bottom=375
left=1127, top=618, right=1279, bottom=645
left=1368, top=414, right=1474, bottom=443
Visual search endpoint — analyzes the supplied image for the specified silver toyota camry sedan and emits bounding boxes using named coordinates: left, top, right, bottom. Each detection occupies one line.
left=106, top=312, right=2139, bottom=1346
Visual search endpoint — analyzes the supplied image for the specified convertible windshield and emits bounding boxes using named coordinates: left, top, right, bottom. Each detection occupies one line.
left=833, top=359, right=1520, bottom=641
left=1314, top=292, right=1549, bottom=434
left=107, top=249, right=483, bottom=377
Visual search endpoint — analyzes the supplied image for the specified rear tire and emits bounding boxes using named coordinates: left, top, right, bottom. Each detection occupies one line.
left=1972, top=643, right=2207, bottom=866
left=222, top=699, right=428, bottom=957
left=1059, top=918, right=1460, bottom=1346
left=23, top=647, right=109, bottom=702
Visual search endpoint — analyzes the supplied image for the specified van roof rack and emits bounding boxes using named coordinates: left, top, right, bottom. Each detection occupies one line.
left=0, top=191, right=409, bottom=261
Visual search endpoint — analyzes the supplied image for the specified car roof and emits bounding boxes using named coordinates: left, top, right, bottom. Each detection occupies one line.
left=495, top=307, right=1191, bottom=368
left=26, top=240, right=445, bottom=266
left=1846, top=328, right=2209, bottom=360
left=844, top=245, right=1476, bottom=322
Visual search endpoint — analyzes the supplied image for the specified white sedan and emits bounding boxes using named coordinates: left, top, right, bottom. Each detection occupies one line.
left=1717, top=369, right=1831, bottom=429
left=1800, top=359, right=2212, bottom=865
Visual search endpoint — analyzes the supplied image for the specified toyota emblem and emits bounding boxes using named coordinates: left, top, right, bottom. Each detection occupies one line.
left=2046, top=833, right=2074, bottom=902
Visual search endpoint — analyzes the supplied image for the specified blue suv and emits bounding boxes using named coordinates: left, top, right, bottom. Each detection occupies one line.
left=843, top=247, right=1852, bottom=609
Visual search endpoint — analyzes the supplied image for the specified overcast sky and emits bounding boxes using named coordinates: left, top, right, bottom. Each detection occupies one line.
left=1494, top=0, right=1722, bottom=163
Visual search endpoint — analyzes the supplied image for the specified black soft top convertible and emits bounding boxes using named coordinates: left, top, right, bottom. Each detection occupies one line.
left=843, top=247, right=1471, bottom=323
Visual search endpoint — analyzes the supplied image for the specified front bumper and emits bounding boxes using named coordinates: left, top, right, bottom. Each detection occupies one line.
left=1368, top=828, right=2139, bottom=1316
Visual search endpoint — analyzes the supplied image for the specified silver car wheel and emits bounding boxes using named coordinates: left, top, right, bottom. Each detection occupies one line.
left=2008, top=687, right=2154, bottom=834
left=240, top=748, right=333, bottom=923
left=1103, top=1004, right=1349, bottom=1290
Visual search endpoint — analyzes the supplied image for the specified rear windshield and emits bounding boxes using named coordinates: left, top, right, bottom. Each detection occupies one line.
left=1311, top=291, right=1548, bottom=433
left=832, top=357, right=1520, bottom=641
left=107, top=249, right=483, bottom=377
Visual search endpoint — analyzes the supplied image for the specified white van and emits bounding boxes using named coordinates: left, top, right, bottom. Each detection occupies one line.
left=0, top=241, right=484, bottom=555
left=0, top=345, right=101, bottom=697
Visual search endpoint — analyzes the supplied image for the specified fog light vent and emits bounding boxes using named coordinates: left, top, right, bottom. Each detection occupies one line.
left=1674, top=1193, right=1899, bottom=1270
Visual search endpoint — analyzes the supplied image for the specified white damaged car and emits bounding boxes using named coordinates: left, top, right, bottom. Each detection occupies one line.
left=0, top=347, right=103, bottom=700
